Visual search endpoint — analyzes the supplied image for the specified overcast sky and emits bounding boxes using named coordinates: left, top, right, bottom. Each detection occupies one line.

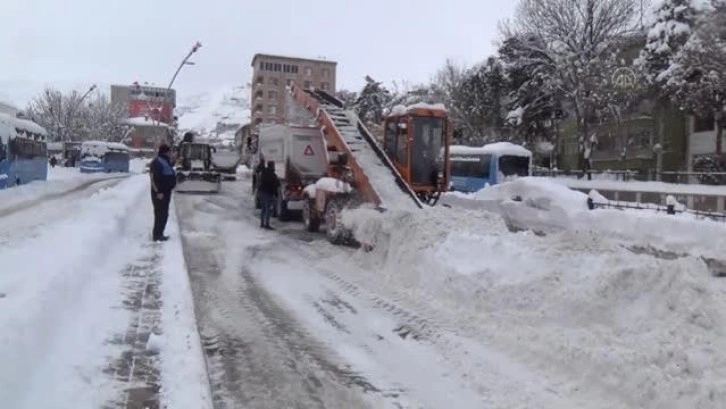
left=0, top=0, right=517, bottom=106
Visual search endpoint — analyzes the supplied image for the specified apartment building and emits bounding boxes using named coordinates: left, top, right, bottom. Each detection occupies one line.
left=250, top=53, right=337, bottom=126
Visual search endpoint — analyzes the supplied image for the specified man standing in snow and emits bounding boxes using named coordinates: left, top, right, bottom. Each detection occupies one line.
left=150, top=144, right=177, bottom=241
left=257, top=160, right=280, bottom=230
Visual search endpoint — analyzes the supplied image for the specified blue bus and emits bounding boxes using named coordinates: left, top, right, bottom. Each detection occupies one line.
left=80, top=141, right=131, bottom=173
left=0, top=113, right=49, bottom=189
left=449, top=142, right=532, bottom=193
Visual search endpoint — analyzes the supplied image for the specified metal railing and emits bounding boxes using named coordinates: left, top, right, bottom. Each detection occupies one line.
left=586, top=197, right=726, bottom=222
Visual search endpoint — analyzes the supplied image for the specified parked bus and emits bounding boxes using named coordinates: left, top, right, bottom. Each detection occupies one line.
left=79, top=141, right=131, bottom=173
left=449, top=142, right=532, bottom=193
left=62, top=141, right=82, bottom=167
left=0, top=113, right=49, bottom=189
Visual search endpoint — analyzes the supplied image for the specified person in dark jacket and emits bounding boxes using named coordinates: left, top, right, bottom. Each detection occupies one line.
left=257, top=160, right=280, bottom=229
left=150, top=144, right=177, bottom=241
left=252, top=156, right=265, bottom=193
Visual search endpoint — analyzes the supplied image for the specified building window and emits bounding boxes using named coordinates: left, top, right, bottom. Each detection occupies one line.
left=256, top=76, right=264, bottom=84
left=320, top=82, right=329, bottom=91
left=259, top=62, right=264, bottom=70
left=255, top=104, right=263, bottom=112
left=694, top=114, right=715, bottom=133
left=293, top=65, right=299, bottom=74
left=255, top=90, right=263, bottom=98
left=305, top=67, right=312, bottom=76
left=268, top=90, right=278, bottom=99
left=322, top=68, right=329, bottom=78
left=270, top=77, right=279, bottom=86
left=268, top=105, right=277, bottom=115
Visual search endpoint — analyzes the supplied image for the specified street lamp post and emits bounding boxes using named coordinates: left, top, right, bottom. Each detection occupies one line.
left=167, top=41, right=201, bottom=92
left=64, top=84, right=97, bottom=142
left=162, top=41, right=201, bottom=143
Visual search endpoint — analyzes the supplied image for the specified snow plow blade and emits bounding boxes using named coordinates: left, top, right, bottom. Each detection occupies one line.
left=175, top=171, right=221, bottom=194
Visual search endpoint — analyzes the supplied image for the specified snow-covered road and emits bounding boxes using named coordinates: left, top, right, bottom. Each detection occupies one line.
left=4, top=166, right=726, bottom=409
left=174, top=176, right=652, bottom=408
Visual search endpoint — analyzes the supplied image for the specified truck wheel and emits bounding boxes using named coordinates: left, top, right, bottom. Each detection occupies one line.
left=325, top=196, right=351, bottom=245
left=302, top=199, right=320, bottom=232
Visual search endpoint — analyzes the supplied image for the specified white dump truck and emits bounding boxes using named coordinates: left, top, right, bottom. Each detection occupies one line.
left=253, top=124, right=328, bottom=221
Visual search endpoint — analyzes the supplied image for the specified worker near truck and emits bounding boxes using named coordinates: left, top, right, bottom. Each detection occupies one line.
left=257, top=160, right=280, bottom=230
left=149, top=144, right=177, bottom=241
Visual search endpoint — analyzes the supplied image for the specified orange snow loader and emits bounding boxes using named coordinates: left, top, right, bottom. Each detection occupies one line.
left=382, top=104, right=452, bottom=205
left=288, top=84, right=451, bottom=246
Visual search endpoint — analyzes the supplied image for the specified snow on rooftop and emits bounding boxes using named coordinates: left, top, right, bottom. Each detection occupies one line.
left=81, top=140, right=130, bottom=157
left=450, top=142, right=532, bottom=158
left=389, top=102, right=447, bottom=116
left=0, top=112, right=48, bottom=144
left=124, top=116, right=171, bottom=128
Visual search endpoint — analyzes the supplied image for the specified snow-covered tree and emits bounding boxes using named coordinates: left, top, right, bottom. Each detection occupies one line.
left=499, top=34, right=564, bottom=150
left=26, top=88, right=89, bottom=142
left=354, top=76, right=392, bottom=123
left=335, top=89, right=358, bottom=108
left=665, top=2, right=726, bottom=159
left=387, top=81, right=445, bottom=110
left=26, top=88, right=130, bottom=143
left=83, top=93, right=132, bottom=142
left=433, top=60, right=469, bottom=142
left=637, top=0, right=698, bottom=91
left=510, top=0, right=640, bottom=174
left=438, top=57, right=508, bottom=144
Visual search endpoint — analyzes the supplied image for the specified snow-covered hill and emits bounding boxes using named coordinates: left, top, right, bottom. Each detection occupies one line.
left=176, top=84, right=250, bottom=146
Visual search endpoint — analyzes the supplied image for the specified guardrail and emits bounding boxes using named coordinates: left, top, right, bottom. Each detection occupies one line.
left=586, top=196, right=726, bottom=222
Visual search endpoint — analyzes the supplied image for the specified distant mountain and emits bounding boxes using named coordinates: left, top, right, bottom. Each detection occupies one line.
left=176, top=84, right=250, bottom=146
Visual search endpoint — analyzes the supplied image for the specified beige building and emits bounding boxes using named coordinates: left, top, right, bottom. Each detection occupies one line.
left=250, top=53, right=337, bottom=126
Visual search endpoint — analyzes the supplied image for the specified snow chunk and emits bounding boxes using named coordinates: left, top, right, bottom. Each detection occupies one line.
left=304, top=177, right=353, bottom=197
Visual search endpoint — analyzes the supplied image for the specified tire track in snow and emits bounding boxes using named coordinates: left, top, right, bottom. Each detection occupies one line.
left=0, top=177, right=127, bottom=247
left=0, top=174, right=128, bottom=218
left=176, top=193, right=376, bottom=409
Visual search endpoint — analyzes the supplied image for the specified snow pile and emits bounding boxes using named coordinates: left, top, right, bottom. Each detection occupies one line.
left=442, top=177, right=589, bottom=232
left=177, top=84, right=250, bottom=144
left=343, top=205, right=726, bottom=407
left=473, top=176, right=588, bottom=211
left=444, top=176, right=726, bottom=272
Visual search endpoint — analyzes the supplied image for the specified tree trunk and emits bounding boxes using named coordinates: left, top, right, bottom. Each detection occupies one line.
left=716, top=119, right=723, bottom=160
left=656, top=113, right=665, bottom=182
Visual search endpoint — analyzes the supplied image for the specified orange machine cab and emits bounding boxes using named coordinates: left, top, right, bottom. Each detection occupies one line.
left=382, top=105, right=451, bottom=204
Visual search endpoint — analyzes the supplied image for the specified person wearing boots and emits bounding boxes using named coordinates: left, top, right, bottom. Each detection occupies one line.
left=257, top=160, right=280, bottom=229
left=149, top=144, right=177, bottom=241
